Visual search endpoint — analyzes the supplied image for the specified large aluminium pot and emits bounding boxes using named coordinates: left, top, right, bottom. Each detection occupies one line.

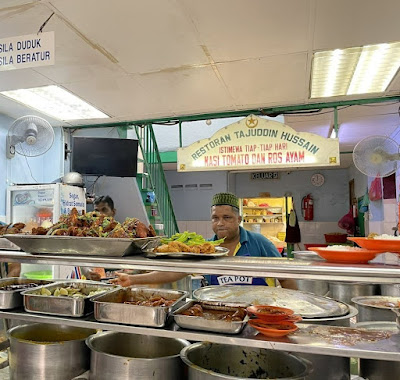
left=328, top=282, right=379, bottom=305
left=293, top=251, right=329, bottom=296
left=380, top=283, right=400, bottom=297
left=180, top=342, right=312, bottom=379
left=294, top=353, right=350, bottom=380
left=356, top=322, right=400, bottom=380
left=7, top=322, right=96, bottom=380
left=86, top=331, right=189, bottom=380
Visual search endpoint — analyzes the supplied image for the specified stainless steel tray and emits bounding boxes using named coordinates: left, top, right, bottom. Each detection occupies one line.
left=0, top=237, right=21, bottom=251
left=0, top=277, right=53, bottom=310
left=193, top=285, right=348, bottom=319
left=4, top=234, right=161, bottom=256
left=173, top=300, right=248, bottom=334
left=91, top=287, right=187, bottom=327
left=145, top=246, right=229, bottom=259
left=22, top=281, right=115, bottom=317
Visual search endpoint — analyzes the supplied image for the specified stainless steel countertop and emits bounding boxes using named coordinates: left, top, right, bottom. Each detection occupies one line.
left=0, top=250, right=400, bottom=283
left=0, top=309, right=399, bottom=362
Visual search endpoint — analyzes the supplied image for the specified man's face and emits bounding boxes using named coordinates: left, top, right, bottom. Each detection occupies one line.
left=211, top=205, right=241, bottom=240
left=94, top=202, right=115, bottom=217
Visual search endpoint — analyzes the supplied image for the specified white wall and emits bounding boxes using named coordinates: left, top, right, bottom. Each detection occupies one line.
left=0, top=114, right=64, bottom=221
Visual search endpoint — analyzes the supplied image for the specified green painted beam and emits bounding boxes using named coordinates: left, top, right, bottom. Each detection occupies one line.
left=117, top=126, right=127, bottom=139
left=64, top=96, right=400, bottom=130
left=159, top=151, right=177, bottom=163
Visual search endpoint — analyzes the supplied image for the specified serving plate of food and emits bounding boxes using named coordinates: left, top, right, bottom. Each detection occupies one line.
left=348, top=235, right=400, bottom=253
left=145, top=231, right=228, bottom=259
left=4, top=207, right=161, bottom=256
left=308, top=245, right=382, bottom=264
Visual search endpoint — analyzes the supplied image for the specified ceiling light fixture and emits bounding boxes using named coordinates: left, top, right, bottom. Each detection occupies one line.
left=0, top=85, right=109, bottom=121
left=310, top=41, right=400, bottom=98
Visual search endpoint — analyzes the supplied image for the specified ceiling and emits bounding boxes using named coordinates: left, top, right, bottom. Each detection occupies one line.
left=0, top=0, right=400, bottom=167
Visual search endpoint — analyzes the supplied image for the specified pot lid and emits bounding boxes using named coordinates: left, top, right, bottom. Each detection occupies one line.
left=193, top=285, right=348, bottom=319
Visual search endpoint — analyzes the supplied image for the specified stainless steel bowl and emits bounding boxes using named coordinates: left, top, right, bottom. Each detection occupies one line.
left=87, top=331, right=189, bottom=380
left=352, top=296, right=400, bottom=322
left=180, top=342, right=312, bottom=379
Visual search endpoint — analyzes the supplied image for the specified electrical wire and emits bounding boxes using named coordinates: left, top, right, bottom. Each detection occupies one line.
left=86, top=176, right=101, bottom=194
left=18, top=143, right=39, bottom=183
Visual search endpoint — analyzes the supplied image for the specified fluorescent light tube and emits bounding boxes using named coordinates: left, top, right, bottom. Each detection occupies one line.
left=310, top=41, right=400, bottom=98
left=0, top=85, right=109, bottom=121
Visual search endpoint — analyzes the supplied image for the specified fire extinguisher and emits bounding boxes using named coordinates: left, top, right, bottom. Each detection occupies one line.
left=302, top=194, right=314, bottom=221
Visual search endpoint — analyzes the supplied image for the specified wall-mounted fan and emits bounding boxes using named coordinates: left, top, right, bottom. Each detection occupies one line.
left=353, top=135, right=400, bottom=178
left=6, top=115, right=55, bottom=159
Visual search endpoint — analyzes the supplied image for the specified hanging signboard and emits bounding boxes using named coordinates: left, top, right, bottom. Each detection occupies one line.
left=177, top=115, right=340, bottom=172
left=0, top=31, right=55, bottom=71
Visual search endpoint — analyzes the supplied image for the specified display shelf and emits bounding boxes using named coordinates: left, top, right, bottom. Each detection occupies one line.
left=0, top=250, right=400, bottom=283
left=243, top=222, right=284, bottom=225
left=1, top=309, right=399, bottom=361
left=243, top=206, right=282, bottom=210
left=243, top=214, right=283, bottom=218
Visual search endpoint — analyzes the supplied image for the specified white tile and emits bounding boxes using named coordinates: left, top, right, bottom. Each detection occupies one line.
left=186, top=221, right=197, bottom=232
left=177, top=221, right=187, bottom=233
left=383, top=222, right=397, bottom=235
left=383, top=202, right=396, bottom=222
left=368, top=221, right=383, bottom=235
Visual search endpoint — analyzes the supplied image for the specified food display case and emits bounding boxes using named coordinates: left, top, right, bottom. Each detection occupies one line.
left=0, top=249, right=399, bottom=379
left=240, top=196, right=291, bottom=251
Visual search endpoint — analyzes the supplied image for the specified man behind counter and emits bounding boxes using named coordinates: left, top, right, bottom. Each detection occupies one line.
left=81, top=195, right=116, bottom=281
left=112, top=192, right=297, bottom=290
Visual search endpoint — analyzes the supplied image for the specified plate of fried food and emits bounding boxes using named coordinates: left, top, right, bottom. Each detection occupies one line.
left=145, top=231, right=228, bottom=259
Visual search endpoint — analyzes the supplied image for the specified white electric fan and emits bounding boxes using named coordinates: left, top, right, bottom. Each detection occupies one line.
left=6, top=115, right=55, bottom=159
left=353, top=135, right=400, bottom=178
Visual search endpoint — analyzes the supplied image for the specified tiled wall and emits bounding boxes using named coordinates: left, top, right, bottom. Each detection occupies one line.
left=369, top=199, right=397, bottom=236
left=177, top=220, right=348, bottom=248
left=177, top=221, right=215, bottom=239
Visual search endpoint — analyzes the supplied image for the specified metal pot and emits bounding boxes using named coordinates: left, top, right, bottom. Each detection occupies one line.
left=352, top=296, right=400, bottom=322
left=380, top=283, right=400, bottom=297
left=297, top=304, right=358, bottom=327
left=295, top=279, right=329, bottom=296
left=7, top=322, right=96, bottom=380
left=329, top=282, right=379, bottom=305
left=86, top=331, right=189, bottom=380
left=356, top=321, right=400, bottom=380
left=180, top=342, right=312, bottom=379
left=294, top=353, right=349, bottom=380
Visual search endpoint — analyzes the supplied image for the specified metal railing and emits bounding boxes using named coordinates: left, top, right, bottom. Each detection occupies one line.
left=134, top=124, right=179, bottom=237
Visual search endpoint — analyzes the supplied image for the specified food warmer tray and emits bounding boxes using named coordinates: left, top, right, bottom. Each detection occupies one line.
left=0, top=278, right=53, bottom=310
left=0, top=236, right=20, bottom=251
left=22, top=281, right=116, bottom=317
left=3, top=234, right=161, bottom=257
left=91, top=287, right=187, bottom=328
left=145, top=246, right=229, bottom=259
left=193, top=285, right=348, bottom=319
left=173, top=300, right=249, bottom=334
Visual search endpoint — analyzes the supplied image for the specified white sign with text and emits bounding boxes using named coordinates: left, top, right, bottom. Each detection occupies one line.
left=0, top=31, right=55, bottom=71
left=178, top=115, right=340, bottom=171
